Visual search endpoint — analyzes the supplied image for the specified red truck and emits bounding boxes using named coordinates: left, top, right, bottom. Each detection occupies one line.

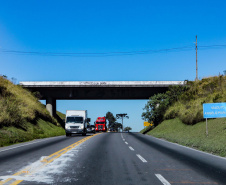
left=95, top=117, right=107, bottom=132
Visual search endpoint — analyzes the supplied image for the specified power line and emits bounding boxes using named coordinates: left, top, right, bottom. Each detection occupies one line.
left=0, top=46, right=194, bottom=56
left=0, top=44, right=226, bottom=57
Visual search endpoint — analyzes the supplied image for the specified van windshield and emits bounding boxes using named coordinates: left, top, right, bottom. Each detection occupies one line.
left=66, top=116, right=83, bottom=123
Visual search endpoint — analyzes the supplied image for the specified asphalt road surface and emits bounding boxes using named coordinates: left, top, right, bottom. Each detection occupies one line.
left=0, top=132, right=225, bottom=185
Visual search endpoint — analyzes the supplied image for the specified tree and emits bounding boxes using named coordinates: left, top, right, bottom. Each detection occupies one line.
left=142, top=93, right=169, bottom=126
left=142, top=85, right=188, bottom=126
left=106, top=111, right=116, bottom=127
left=111, top=122, right=122, bottom=132
left=116, top=113, right=129, bottom=131
left=124, top=126, right=132, bottom=132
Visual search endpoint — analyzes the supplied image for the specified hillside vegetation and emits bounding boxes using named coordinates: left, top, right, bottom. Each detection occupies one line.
left=141, top=75, right=226, bottom=157
left=0, top=76, right=65, bottom=146
left=165, top=76, right=226, bottom=124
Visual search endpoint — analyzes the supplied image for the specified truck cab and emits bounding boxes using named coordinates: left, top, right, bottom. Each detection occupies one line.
left=95, top=117, right=107, bottom=132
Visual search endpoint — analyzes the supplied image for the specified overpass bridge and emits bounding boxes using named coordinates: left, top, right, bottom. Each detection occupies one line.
left=20, top=81, right=186, bottom=116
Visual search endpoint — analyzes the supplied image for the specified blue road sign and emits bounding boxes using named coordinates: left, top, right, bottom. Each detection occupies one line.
left=203, top=103, right=226, bottom=118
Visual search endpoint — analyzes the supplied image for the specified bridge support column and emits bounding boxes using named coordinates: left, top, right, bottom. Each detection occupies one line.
left=46, top=98, right=56, bottom=117
left=52, top=99, right=56, bottom=117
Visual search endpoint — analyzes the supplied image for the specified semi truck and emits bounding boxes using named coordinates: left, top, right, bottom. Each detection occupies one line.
left=95, top=117, right=107, bottom=132
left=65, top=110, right=90, bottom=136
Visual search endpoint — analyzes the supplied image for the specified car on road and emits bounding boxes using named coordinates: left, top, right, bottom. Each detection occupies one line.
left=108, top=128, right=117, bottom=132
left=87, top=125, right=96, bottom=134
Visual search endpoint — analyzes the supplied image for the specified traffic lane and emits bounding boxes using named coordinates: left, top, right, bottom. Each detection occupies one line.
left=0, top=134, right=93, bottom=177
left=124, top=132, right=224, bottom=184
left=123, top=132, right=226, bottom=184
left=19, top=132, right=162, bottom=185
left=66, top=132, right=162, bottom=185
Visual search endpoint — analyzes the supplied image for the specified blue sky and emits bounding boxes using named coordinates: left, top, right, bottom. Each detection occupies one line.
left=0, top=1, right=226, bottom=131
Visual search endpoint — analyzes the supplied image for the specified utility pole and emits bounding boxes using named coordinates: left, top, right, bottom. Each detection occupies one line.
left=195, top=35, right=198, bottom=81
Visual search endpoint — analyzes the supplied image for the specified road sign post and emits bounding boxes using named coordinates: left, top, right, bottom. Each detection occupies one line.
left=203, top=103, right=226, bottom=136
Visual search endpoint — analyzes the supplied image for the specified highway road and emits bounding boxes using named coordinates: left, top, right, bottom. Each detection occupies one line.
left=0, top=132, right=225, bottom=185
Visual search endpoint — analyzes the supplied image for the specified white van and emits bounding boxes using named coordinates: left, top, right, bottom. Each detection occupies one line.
left=65, top=110, right=90, bottom=136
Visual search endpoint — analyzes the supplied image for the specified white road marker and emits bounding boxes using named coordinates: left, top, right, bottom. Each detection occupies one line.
left=136, top=154, right=147, bottom=163
left=121, top=133, right=124, bottom=139
left=129, top=146, right=134, bottom=151
left=123, top=139, right=125, bottom=141
left=155, top=174, right=171, bottom=185
left=125, top=142, right=128, bottom=145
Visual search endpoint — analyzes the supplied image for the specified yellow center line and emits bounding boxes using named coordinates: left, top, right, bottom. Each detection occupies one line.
left=0, top=178, right=13, bottom=185
left=0, top=133, right=102, bottom=185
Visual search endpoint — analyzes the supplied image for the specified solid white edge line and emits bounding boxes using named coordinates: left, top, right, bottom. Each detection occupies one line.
left=129, top=146, right=134, bottom=151
left=0, top=136, right=64, bottom=153
left=155, top=174, right=171, bottom=185
left=136, top=154, right=147, bottom=162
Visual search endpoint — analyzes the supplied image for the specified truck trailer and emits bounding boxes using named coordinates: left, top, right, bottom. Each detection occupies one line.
left=65, top=110, right=90, bottom=136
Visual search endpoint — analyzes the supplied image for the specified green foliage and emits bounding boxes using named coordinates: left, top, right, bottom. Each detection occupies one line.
left=124, top=126, right=132, bottom=131
left=147, top=118, right=226, bottom=157
left=110, top=122, right=122, bottom=132
left=142, top=85, right=188, bottom=126
left=106, top=111, right=116, bottom=127
left=165, top=76, right=226, bottom=125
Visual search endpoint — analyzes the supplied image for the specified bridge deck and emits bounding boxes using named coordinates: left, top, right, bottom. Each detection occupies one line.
left=20, top=81, right=185, bottom=87
left=19, top=81, right=186, bottom=116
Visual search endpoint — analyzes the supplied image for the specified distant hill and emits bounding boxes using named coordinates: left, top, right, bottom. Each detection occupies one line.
left=0, top=76, right=65, bottom=147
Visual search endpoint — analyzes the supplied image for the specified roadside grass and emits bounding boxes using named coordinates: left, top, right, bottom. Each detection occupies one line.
left=147, top=118, right=226, bottom=157
left=140, top=125, right=153, bottom=134
left=164, top=76, right=226, bottom=125
left=0, top=76, right=58, bottom=128
left=56, top=111, right=66, bottom=121
left=0, top=77, right=66, bottom=147
left=0, top=119, right=65, bottom=147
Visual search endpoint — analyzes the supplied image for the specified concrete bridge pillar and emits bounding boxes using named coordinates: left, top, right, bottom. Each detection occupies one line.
left=46, top=97, right=56, bottom=117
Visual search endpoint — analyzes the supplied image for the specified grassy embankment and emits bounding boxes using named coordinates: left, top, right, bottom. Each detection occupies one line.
left=141, top=76, right=226, bottom=157
left=0, top=77, right=65, bottom=147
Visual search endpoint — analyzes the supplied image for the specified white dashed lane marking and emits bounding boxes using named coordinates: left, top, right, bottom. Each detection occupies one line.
left=136, top=154, right=147, bottom=163
left=155, top=174, right=171, bottom=185
left=129, top=146, right=134, bottom=151
left=125, top=142, right=128, bottom=145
